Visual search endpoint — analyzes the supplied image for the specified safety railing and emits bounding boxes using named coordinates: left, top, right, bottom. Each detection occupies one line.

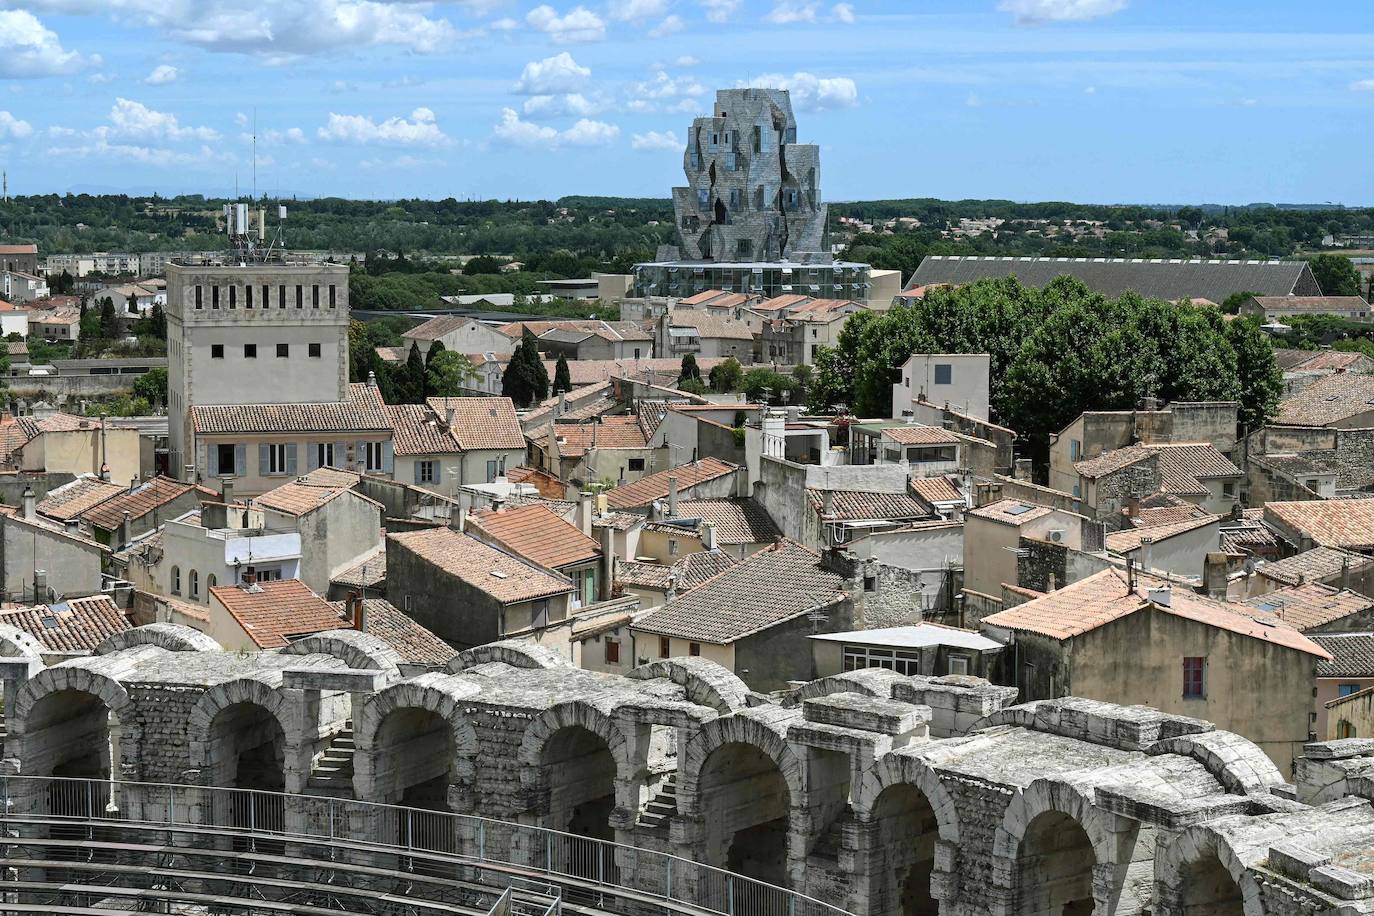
left=0, top=776, right=854, bottom=916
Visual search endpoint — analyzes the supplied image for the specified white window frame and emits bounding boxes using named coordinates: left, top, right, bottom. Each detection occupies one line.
left=266, top=443, right=288, bottom=475
left=364, top=441, right=384, bottom=472
left=315, top=442, right=335, bottom=468
left=418, top=460, right=436, bottom=484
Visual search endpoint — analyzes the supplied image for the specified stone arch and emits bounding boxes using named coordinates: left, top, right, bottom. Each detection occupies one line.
left=992, top=778, right=1132, bottom=916
left=852, top=752, right=960, bottom=843
left=1155, top=825, right=1265, bottom=916
left=446, top=639, right=570, bottom=673
left=968, top=702, right=1041, bottom=733
left=280, top=629, right=402, bottom=678
left=517, top=699, right=632, bottom=838
left=1146, top=731, right=1283, bottom=796
left=626, top=657, right=750, bottom=713
left=352, top=673, right=480, bottom=810
left=0, top=623, right=45, bottom=660
left=187, top=676, right=299, bottom=788
left=95, top=623, right=221, bottom=656
left=11, top=662, right=133, bottom=730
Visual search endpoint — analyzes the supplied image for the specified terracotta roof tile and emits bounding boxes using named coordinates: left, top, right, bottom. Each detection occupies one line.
left=807, top=489, right=930, bottom=521
left=967, top=498, right=1055, bottom=525
left=667, top=312, right=754, bottom=340
left=883, top=425, right=960, bottom=446
left=388, top=527, right=573, bottom=604
left=387, top=404, right=461, bottom=456
left=550, top=416, right=648, bottom=456
left=331, top=547, right=386, bottom=590
left=1259, top=546, right=1374, bottom=587
left=425, top=397, right=525, bottom=451
left=498, top=319, right=653, bottom=343
left=605, top=458, right=739, bottom=510
left=469, top=503, right=601, bottom=570
left=1246, top=583, right=1374, bottom=632
left=1149, top=443, right=1242, bottom=495
left=193, top=383, right=390, bottom=434
left=617, top=549, right=738, bottom=592
left=1105, top=514, right=1219, bottom=554
left=255, top=479, right=368, bottom=517
left=35, top=476, right=124, bottom=522
left=330, top=597, right=453, bottom=666
left=506, top=465, right=567, bottom=500
left=1073, top=444, right=1154, bottom=478
left=404, top=315, right=474, bottom=341
left=1277, top=373, right=1374, bottom=427
left=83, top=476, right=209, bottom=530
left=981, top=568, right=1330, bottom=658
left=1265, top=500, right=1374, bottom=551
left=633, top=540, right=845, bottom=643
left=0, top=596, right=131, bottom=653
left=1313, top=632, right=1374, bottom=679
left=910, top=475, right=965, bottom=506
left=211, top=579, right=351, bottom=649
left=673, top=498, right=781, bottom=544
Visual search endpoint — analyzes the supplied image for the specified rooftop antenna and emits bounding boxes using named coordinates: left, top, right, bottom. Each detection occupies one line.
left=251, top=108, right=257, bottom=203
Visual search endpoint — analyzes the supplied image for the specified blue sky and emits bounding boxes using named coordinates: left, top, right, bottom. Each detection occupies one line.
left=1, top=0, right=1372, bottom=204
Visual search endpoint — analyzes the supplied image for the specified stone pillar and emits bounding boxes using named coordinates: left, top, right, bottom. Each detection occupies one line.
left=931, top=838, right=960, bottom=904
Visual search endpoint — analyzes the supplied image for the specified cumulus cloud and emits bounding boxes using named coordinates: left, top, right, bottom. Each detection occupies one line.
left=144, top=64, right=178, bottom=84
left=746, top=72, right=858, bottom=110
left=317, top=107, right=447, bottom=146
left=522, top=93, right=599, bottom=118
left=491, top=108, right=617, bottom=148
left=675, top=55, right=700, bottom=67
left=631, top=130, right=679, bottom=151
left=698, top=0, right=740, bottom=22
left=997, top=0, right=1127, bottom=24
left=831, top=3, right=855, bottom=22
left=48, top=138, right=229, bottom=168
left=1352, top=79, right=1374, bottom=92
left=0, top=10, right=88, bottom=77
left=0, top=112, right=34, bottom=140
left=514, top=52, right=592, bottom=94
left=489, top=17, right=519, bottom=29
left=525, top=5, right=605, bottom=42
left=608, top=0, right=667, bottom=21
left=106, top=98, right=219, bottom=141
left=648, top=14, right=685, bottom=37
left=765, top=1, right=817, bottom=23
left=628, top=71, right=706, bottom=107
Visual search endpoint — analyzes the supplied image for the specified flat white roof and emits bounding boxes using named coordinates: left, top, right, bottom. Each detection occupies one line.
left=810, top=624, right=1003, bottom=652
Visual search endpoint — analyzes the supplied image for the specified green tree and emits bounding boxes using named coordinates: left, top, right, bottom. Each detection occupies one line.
left=1224, top=316, right=1283, bottom=432
left=142, top=302, right=167, bottom=339
left=98, top=297, right=118, bottom=339
left=677, top=378, right=708, bottom=395
left=1308, top=254, right=1363, bottom=297
left=708, top=357, right=743, bottom=393
left=502, top=330, right=549, bottom=408
left=426, top=350, right=477, bottom=397
left=132, top=367, right=168, bottom=407
left=1219, top=290, right=1260, bottom=315
left=463, top=255, right=504, bottom=275
left=50, top=270, right=75, bottom=295
left=679, top=353, right=701, bottom=385
left=552, top=353, right=573, bottom=394
left=741, top=368, right=797, bottom=405
left=392, top=342, right=427, bottom=404
left=425, top=338, right=447, bottom=368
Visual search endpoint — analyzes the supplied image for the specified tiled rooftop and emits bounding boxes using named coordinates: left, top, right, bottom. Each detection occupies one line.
left=604, top=458, right=739, bottom=510
left=673, top=498, right=781, bottom=545
left=1073, top=444, right=1154, bottom=478
left=1264, top=500, right=1374, bottom=551
left=967, top=498, right=1055, bottom=525
left=330, top=597, right=454, bottom=667
left=0, top=595, right=131, bottom=653
left=388, top=527, right=573, bottom=604
left=882, top=424, right=960, bottom=446
left=617, top=549, right=738, bottom=593
left=550, top=416, right=648, bottom=456
left=1258, top=546, right=1374, bottom=587
left=193, top=383, right=391, bottom=434
left=83, top=476, right=210, bottom=530
left=425, top=397, right=526, bottom=451
left=910, top=475, right=965, bottom=506
left=1245, top=582, right=1374, bottom=632
left=1276, top=373, right=1374, bottom=427
left=1312, top=632, right=1374, bottom=679
left=387, top=403, right=461, bottom=456
left=255, top=478, right=365, bottom=517
left=35, top=475, right=124, bottom=522
left=469, top=503, right=601, bottom=570
left=807, top=489, right=931, bottom=521
left=210, top=579, right=351, bottom=649
left=1104, top=513, right=1218, bottom=554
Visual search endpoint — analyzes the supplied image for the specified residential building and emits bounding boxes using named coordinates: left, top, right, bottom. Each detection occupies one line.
left=93, top=281, right=164, bottom=316
left=963, top=499, right=1095, bottom=603
left=656, top=311, right=755, bottom=362
left=891, top=353, right=992, bottom=421
left=534, top=415, right=660, bottom=487
left=0, top=413, right=142, bottom=483
left=603, top=457, right=743, bottom=511
left=1241, top=296, right=1372, bottom=323
left=1245, top=424, right=1374, bottom=502
left=327, top=596, right=454, bottom=673
left=0, top=493, right=105, bottom=601
left=467, top=503, right=603, bottom=608
left=1, top=270, right=48, bottom=304
left=505, top=465, right=567, bottom=500
left=617, top=549, right=737, bottom=609
left=1264, top=499, right=1374, bottom=552
left=500, top=319, right=654, bottom=361
left=1275, top=373, right=1374, bottom=428
left=140, top=503, right=301, bottom=604
left=849, top=520, right=965, bottom=625
left=253, top=470, right=383, bottom=595
left=906, top=255, right=1322, bottom=302
left=387, top=526, right=574, bottom=650
left=810, top=624, right=1003, bottom=680
left=1104, top=513, right=1221, bottom=580
left=82, top=475, right=213, bottom=551
left=188, top=382, right=393, bottom=497
left=0, top=301, right=29, bottom=339
left=664, top=497, right=782, bottom=558
left=0, top=595, right=130, bottom=662
left=1317, top=634, right=1374, bottom=739
left=29, top=307, right=80, bottom=340
left=754, top=296, right=870, bottom=365
left=1244, top=582, right=1374, bottom=635
left=412, top=397, right=526, bottom=491
left=630, top=539, right=856, bottom=691
left=981, top=568, right=1331, bottom=772
left=848, top=421, right=962, bottom=474
left=1253, top=546, right=1374, bottom=599
left=401, top=315, right=512, bottom=358
left=34, top=475, right=125, bottom=525
left=0, top=244, right=39, bottom=274
left=808, top=488, right=934, bottom=549
left=166, top=260, right=351, bottom=477
left=205, top=577, right=356, bottom=651
left=1326, top=683, right=1374, bottom=739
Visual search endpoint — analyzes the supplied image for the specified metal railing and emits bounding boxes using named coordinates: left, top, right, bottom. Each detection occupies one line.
left=0, top=776, right=854, bottom=916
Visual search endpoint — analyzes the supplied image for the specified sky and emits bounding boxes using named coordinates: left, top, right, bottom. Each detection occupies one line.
left=1, top=0, right=1373, bottom=204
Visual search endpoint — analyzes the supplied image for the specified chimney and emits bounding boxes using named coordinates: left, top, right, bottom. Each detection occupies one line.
left=1146, top=584, right=1172, bottom=607
left=822, top=489, right=835, bottom=517
left=667, top=476, right=679, bottom=518
left=1013, top=458, right=1032, bottom=482
left=351, top=593, right=367, bottom=630
left=579, top=491, right=593, bottom=537
left=120, top=510, right=132, bottom=548
left=558, top=391, right=567, bottom=417
left=21, top=486, right=34, bottom=520
left=450, top=500, right=467, bottom=531
left=445, top=405, right=455, bottom=429
left=367, top=370, right=378, bottom=388
left=99, top=464, right=110, bottom=482
left=1123, top=494, right=1140, bottom=519
left=65, top=519, right=79, bottom=536
left=33, top=569, right=47, bottom=602
left=129, top=476, right=138, bottom=494
left=598, top=523, right=615, bottom=601
left=702, top=522, right=717, bottom=551
left=220, top=477, right=233, bottom=506
left=241, top=568, right=257, bottom=588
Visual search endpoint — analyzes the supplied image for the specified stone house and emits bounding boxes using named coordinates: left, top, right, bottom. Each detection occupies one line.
left=414, top=397, right=527, bottom=492
left=466, top=503, right=604, bottom=608
left=1241, top=295, right=1372, bottom=323
left=0, top=243, right=38, bottom=274
left=603, top=457, right=744, bottom=512
left=806, top=488, right=933, bottom=550
left=1253, top=545, right=1374, bottom=599
left=0, top=412, right=143, bottom=485
left=962, top=498, right=1094, bottom=602
left=502, top=319, right=653, bottom=362
left=981, top=568, right=1330, bottom=772
left=616, top=549, right=737, bottom=609
left=1276, top=372, right=1374, bottom=429
left=0, top=492, right=106, bottom=601
left=81, top=475, right=215, bottom=551
left=29, top=307, right=80, bottom=341
left=890, top=353, right=992, bottom=421
left=656, top=312, right=755, bottom=363
left=637, top=496, right=782, bottom=560
left=1264, top=499, right=1374, bottom=552
left=206, top=577, right=356, bottom=650
left=1103, top=513, right=1221, bottom=580
left=386, top=525, right=574, bottom=650
left=253, top=471, right=384, bottom=597
left=534, top=415, right=660, bottom=488
left=754, top=296, right=869, bottom=365
left=401, top=315, right=511, bottom=358
left=849, top=520, right=964, bottom=625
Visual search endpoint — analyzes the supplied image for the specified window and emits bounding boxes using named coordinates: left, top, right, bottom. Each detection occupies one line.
left=277, top=343, right=289, bottom=358
left=633, top=348, right=641, bottom=359
left=189, top=569, right=199, bottom=599
left=933, top=363, right=953, bottom=385
left=1305, top=479, right=1319, bottom=490
left=784, top=188, right=799, bottom=209
left=1338, top=720, right=1358, bottom=739
left=486, top=459, right=498, bottom=482
left=736, top=238, right=753, bottom=257
left=215, top=443, right=237, bottom=476
left=244, top=344, right=257, bottom=358
left=212, top=286, right=220, bottom=309
left=843, top=644, right=920, bottom=675
left=628, top=457, right=645, bottom=472
left=697, top=188, right=710, bottom=209
left=309, top=343, right=322, bottom=358
left=1339, top=684, right=1362, bottom=697
left=329, top=285, right=336, bottom=308
left=863, top=574, right=876, bottom=593
left=245, top=285, right=253, bottom=309
left=228, top=286, right=236, bottom=309
left=669, top=539, right=679, bottom=556
left=605, top=639, right=620, bottom=664
left=1222, top=481, right=1235, bottom=497
left=728, top=188, right=741, bottom=209
left=532, top=599, right=549, bottom=628
left=752, top=124, right=762, bottom=153
left=170, top=566, right=181, bottom=595
left=265, top=443, right=289, bottom=474
left=263, top=284, right=270, bottom=308
left=948, top=655, right=970, bottom=676
left=312, top=284, right=320, bottom=308
left=1183, top=656, right=1206, bottom=698
left=811, top=327, right=818, bottom=338
left=211, top=344, right=224, bottom=359
left=754, top=186, right=764, bottom=209
left=417, top=460, right=436, bottom=484
left=295, top=285, right=303, bottom=309
left=206, top=574, right=217, bottom=589
left=194, top=286, right=203, bottom=309
left=1070, top=439, right=1081, bottom=461
left=364, top=441, right=384, bottom=472
left=659, top=636, right=671, bottom=658
left=688, top=642, right=701, bottom=657
left=279, top=284, right=287, bottom=309
left=315, top=442, right=335, bottom=468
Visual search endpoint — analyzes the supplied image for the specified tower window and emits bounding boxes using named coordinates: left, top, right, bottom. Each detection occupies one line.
left=244, top=344, right=257, bottom=358
left=277, top=343, right=289, bottom=358
left=295, top=286, right=303, bottom=309
left=194, top=286, right=203, bottom=309
left=309, top=343, right=321, bottom=358
left=312, top=285, right=320, bottom=309
left=278, top=284, right=286, bottom=309
left=212, top=286, right=220, bottom=309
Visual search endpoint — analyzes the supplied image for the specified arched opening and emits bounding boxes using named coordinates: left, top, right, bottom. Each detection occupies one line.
left=870, top=785, right=939, bottom=916
left=542, top=725, right=616, bottom=840
left=206, top=702, right=286, bottom=841
left=1015, top=811, right=1096, bottom=915
left=1178, top=852, right=1244, bottom=915
left=698, top=742, right=790, bottom=886
left=27, top=689, right=113, bottom=815
left=373, top=706, right=456, bottom=852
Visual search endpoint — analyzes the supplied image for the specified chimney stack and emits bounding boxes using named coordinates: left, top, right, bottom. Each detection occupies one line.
left=351, top=593, right=367, bottom=630
left=21, top=487, right=34, bottom=520
left=99, top=464, right=111, bottom=482
left=702, top=522, right=717, bottom=551
left=445, top=405, right=455, bottom=429
left=120, top=510, right=132, bottom=548
left=367, top=370, right=378, bottom=388
left=220, top=477, right=234, bottom=506
left=579, top=491, right=593, bottom=538
left=241, top=568, right=257, bottom=588
left=822, top=489, right=835, bottom=517
left=667, top=475, right=679, bottom=517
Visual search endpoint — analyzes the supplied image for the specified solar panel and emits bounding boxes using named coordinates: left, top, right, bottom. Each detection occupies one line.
left=1006, top=504, right=1034, bottom=516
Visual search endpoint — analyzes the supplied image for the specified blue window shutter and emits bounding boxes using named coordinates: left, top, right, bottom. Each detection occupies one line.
left=335, top=440, right=347, bottom=469
left=234, top=444, right=246, bottom=477
left=307, top=443, right=320, bottom=471
left=414, top=461, right=424, bottom=485
left=285, top=443, right=298, bottom=475
left=259, top=444, right=270, bottom=475
left=382, top=440, right=394, bottom=474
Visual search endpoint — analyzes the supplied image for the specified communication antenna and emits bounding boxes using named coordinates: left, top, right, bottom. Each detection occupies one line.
left=251, top=108, right=257, bottom=203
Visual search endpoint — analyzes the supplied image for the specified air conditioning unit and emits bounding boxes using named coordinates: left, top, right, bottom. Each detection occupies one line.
left=1047, top=529, right=1066, bottom=543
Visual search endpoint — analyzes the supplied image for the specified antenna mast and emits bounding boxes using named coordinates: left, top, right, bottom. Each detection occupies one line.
left=252, top=108, right=257, bottom=203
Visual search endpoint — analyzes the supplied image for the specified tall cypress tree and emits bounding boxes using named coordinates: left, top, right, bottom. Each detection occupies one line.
left=402, top=342, right=427, bottom=403
left=553, top=353, right=572, bottom=394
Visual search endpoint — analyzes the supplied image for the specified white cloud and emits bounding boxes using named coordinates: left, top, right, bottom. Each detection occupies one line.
left=265, top=126, right=307, bottom=143
left=525, top=5, right=605, bottom=42
left=491, top=108, right=617, bottom=148
left=522, top=93, right=598, bottom=118
left=1351, top=79, right=1374, bottom=92
left=831, top=3, right=855, bottom=23
left=0, top=112, right=34, bottom=140
left=48, top=138, right=229, bottom=168
left=608, top=0, right=667, bottom=21
left=628, top=71, right=706, bottom=108
left=87, top=72, right=115, bottom=84
left=106, top=98, right=219, bottom=141
left=648, top=14, right=684, bottom=37
left=514, top=52, right=592, bottom=94
left=318, top=107, right=447, bottom=146
left=631, top=130, right=679, bottom=151
left=0, top=11, right=87, bottom=77
left=997, top=0, right=1127, bottom=24
left=765, top=1, right=818, bottom=23
left=235, top=111, right=250, bottom=127
left=490, top=17, right=519, bottom=29
left=699, top=0, right=739, bottom=22
left=675, top=55, right=700, bottom=67
left=144, top=64, right=178, bottom=84
left=747, top=72, right=858, bottom=110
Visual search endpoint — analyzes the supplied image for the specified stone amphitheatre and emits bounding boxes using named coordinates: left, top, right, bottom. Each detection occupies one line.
left=1, top=621, right=1372, bottom=915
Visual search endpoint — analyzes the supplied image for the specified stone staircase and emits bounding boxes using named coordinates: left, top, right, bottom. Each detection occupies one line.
left=306, top=722, right=356, bottom=798
left=637, top=773, right=678, bottom=829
